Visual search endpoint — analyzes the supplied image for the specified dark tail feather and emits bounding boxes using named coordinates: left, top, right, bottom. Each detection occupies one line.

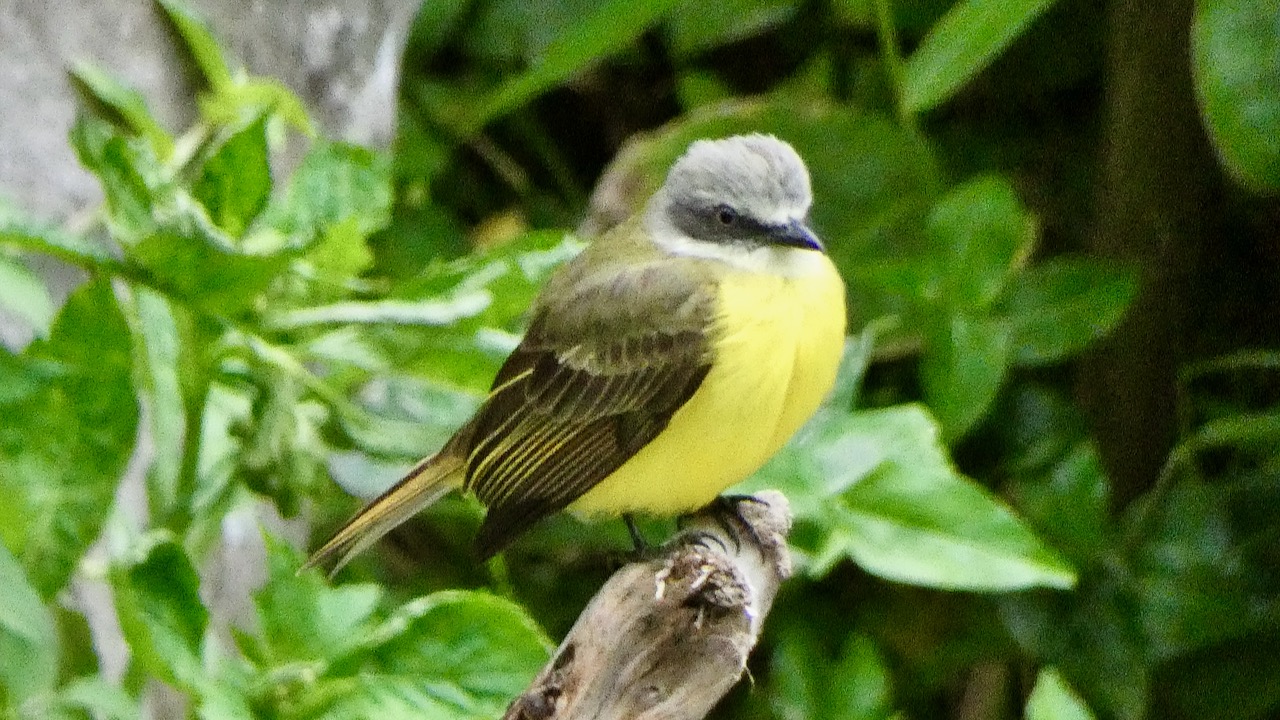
left=303, top=453, right=464, bottom=576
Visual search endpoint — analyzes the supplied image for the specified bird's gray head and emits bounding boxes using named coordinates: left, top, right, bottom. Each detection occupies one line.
left=646, top=134, right=822, bottom=256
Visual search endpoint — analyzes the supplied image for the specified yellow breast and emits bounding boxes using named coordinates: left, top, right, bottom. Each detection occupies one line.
left=569, top=254, right=846, bottom=517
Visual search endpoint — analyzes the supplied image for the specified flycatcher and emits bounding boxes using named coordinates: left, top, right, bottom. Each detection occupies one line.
left=307, top=134, right=847, bottom=572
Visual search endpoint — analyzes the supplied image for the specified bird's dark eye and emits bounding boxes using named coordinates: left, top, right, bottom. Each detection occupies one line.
left=715, top=205, right=738, bottom=226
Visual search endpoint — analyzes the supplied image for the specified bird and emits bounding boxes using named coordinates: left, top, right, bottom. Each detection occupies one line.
left=305, top=134, right=847, bottom=573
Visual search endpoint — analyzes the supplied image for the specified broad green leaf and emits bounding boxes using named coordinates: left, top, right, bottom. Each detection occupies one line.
left=926, top=175, right=1036, bottom=310
left=265, top=141, right=392, bottom=243
left=154, top=0, right=234, bottom=90
left=902, top=0, right=1060, bottom=113
left=666, top=0, right=799, bottom=56
left=920, top=313, right=1012, bottom=440
left=747, top=404, right=1076, bottom=590
left=111, top=536, right=208, bottom=691
left=474, top=0, right=684, bottom=127
left=253, top=535, right=383, bottom=662
left=192, top=114, right=272, bottom=237
left=1027, top=667, right=1097, bottom=720
left=0, top=254, right=55, bottom=337
left=1192, top=0, right=1280, bottom=191
left=0, top=543, right=57, bottom=709
left=0, top=279, right=139, bottom=598
left=999, top=258, right=1137, bottom=365
left=366, top=591, right=551, bottom=718
left=127, top=229, right=289, bottom=315
left=67, top=62, right=173, bottom=159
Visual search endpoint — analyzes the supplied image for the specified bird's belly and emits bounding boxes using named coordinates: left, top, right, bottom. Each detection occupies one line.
left=569, top=259, right=846, bottom=517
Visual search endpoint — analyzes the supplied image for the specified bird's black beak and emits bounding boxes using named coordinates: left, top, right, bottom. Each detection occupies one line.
left=768, top=219, right=824, bottom=251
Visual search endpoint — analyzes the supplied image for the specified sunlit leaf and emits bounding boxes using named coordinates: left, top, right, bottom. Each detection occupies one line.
left=155, top=0, right=234, bottom=90
left=67, top=61, right=173, bottom=159
left=254, top=535, right=383, bottom=662
left=192, top=114, right=272, bottom=237
left=363, top=590, right=552, bottom=718
left=1027, top=667, right=1097, bottom=720
left=746, top=404, right=1076, bottom=590
left=0, top=280, right=138, bottom=598
left=117, top=287, right=188, bottom=521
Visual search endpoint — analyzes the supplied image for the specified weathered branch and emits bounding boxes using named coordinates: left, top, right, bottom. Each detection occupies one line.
left=503, top=491, right=794, bottom=720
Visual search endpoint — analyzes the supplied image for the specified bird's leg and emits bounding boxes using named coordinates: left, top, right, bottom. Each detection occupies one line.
left=623, top=513, right=649, bottom=555
left=707, top=495, right=769, bottom=552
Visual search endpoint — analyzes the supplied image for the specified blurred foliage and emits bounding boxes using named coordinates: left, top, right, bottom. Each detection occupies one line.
left=0, top=0, right=1277, bottom=719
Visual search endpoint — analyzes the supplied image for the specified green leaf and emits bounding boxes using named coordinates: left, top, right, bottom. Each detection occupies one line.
left=154, top=0, right=234, bottom=90
left=1009, top=443, right=1111, bottom=565
left=666, top=0, right=800, bottom=56
left=254, top=536, right=383, bottom=662
left=118, top=287, right=188, bottom=520
left=1192, top=0, right=1280, bottom=191
left=901, top=0, right=1061, bottom=113
left=55, top=677, right=141, bottom=720
left=192, top=114, right=272, bottom=237
left=1000, top=258, right=1137, bottom=365
left=1027, top=667, right=1097, bottom=720
left=70, top=116, right=158, bottom=242
left=364, top=591, right=551, bottom=718
left=771, top=631, right=895, bottom=720
left=0, top=279, right=139, bottom=598
left=0, top=205, right=118, bottom=270
left=474, top=0, right=684, bottom=127
left=1001, top=575, right=1149, bottom=720
left=199, top=78, right=315, bottom=135
left=0, top=254, right=55, bottom=337
left=127, top=229, right=289, bottom=315
left=265, top=141, right=392, bottom=243
left=926, top=175, right=1036, bottom=310
left=1131, top=479, right=1280, bottom=658
left=920, top=313, right=1012, bottom=440
left=111, top=536, right=208, bottom=691
left=0, top=543, right=57, bottom=709
left=265, top=296, right=491, bottom=332
left=67, top=62, right=173, bottom=159
left=747, top=405, right=1077, bottom=590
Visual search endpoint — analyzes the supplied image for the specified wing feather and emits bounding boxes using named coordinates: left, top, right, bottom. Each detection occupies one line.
left=458, top=254, right=719, bottom=557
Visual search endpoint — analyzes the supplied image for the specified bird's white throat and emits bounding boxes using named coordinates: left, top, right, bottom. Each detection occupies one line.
left=652, top=229, right=830, bottom=277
